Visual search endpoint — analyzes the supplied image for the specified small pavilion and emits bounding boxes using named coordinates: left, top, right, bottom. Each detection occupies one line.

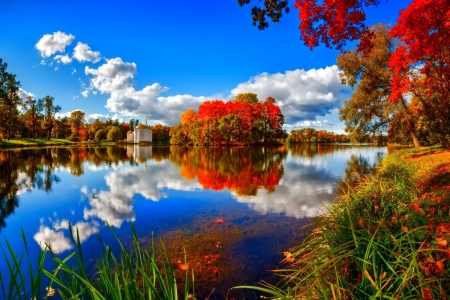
left=127, top=124, right=152, bottom=143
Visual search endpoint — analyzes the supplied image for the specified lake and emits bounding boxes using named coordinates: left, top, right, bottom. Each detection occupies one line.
left=0, top=144, right=387, bottom=299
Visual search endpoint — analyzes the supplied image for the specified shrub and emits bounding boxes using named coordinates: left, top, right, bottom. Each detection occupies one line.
left=95, top=129, right=107, bottom=142
left=107, top=126, right=121, bottom=142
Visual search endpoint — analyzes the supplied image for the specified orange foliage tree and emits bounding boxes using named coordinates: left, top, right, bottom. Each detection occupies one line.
left=171, top=94, right=284, bottom=145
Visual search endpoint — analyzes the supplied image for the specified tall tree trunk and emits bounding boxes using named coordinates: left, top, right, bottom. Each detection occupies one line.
left=400, top=97, right=421, bottom=148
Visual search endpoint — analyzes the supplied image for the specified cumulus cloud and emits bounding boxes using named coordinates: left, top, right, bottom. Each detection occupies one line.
left=33, top=225, right=73, bottom=254
left=85, top=58, right=136, bottom=93
left=230, top=66, right=349, bottom=125
left=17, top=88, right=34, bottom=101
left=73, top=42, right=101, bottom=63
left=284, top=120, right=333, bottom=129
left=86, top=113, right=122, bottom=123
left=54, top=54, right=72, bottom=64
left=84, top=58, right=208, bottom=125
left=35, top=31, right=75, bottom=57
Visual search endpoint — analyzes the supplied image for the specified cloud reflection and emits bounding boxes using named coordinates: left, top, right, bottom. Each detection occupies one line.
left=33, top=225, right=73, bottom=254
left=83, top=160, right=201, bottom=227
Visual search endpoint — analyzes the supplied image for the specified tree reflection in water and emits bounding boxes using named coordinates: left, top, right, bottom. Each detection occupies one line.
left=337, top=151, right=385, bottom=196
left=0, top=146, right=131, bottom=231
left=170, top=146, right=287, bottom=196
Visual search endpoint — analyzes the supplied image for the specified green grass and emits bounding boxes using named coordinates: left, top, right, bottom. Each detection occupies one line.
left=0, top=223, right=193, bottom=300
left=235, top=147, right=450, bottom=299
left=0, top=138, right=73, bottom=148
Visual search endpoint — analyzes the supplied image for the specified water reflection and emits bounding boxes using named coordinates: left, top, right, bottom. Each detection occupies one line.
left=0, top=145, right=387, bottom=235
left=0, top=144, right=388, bottom=298
left=170, top=146, right=286, bottom=195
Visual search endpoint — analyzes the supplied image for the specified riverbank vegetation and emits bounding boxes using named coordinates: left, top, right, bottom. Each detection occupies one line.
left=246, top=146, right=450, bottom=299
left=0, top=224, right=193, bottom=300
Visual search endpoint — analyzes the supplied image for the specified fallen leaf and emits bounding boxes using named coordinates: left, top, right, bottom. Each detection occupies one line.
left=435, top=259, right=445, bottom=274
left=436, top=237, right=448, bottom=248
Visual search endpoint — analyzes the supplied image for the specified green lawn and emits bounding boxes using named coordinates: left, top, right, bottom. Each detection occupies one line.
left=0, top=138, right=73, bottom=148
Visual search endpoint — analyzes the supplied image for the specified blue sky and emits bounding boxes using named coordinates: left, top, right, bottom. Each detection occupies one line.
left=0, top=0, right=411, bottom=132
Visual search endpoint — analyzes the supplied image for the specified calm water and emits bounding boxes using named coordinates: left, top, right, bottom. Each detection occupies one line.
left=0, top=144, right=387, bottom=298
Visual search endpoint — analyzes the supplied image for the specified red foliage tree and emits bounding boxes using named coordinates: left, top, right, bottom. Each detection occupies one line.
left=389, top=0, right=450, bottom=147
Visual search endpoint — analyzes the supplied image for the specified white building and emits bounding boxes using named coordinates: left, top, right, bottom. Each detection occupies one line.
left=127, top=124, right=152, bottom=143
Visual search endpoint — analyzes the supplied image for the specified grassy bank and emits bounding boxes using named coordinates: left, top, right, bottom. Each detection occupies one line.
left=1, top=224, right=193, bottom=300
left=0, top=138, right=73, bottom=148
left=246, top=146, right=450, bottom=299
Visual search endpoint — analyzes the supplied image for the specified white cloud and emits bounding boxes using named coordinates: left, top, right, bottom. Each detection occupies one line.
left=84, top=57, right=209, bottom=125
left=33, top=225, right=73, bottom=254
left=17, top=88, right=34, bottom=101
left=35, top=31, right=75, bottom=57
left=85, top=57, right=136, bottom=93
left=73, top=42, right=101, bottom=63
left=86, top=113, right=122, bottom=123
left=230, top=66, right=349, bottom=125
left=54, top=54, right=72, bottom=64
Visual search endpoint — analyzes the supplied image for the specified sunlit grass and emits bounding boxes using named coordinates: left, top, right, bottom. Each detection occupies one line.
left=0, top=138, right=73, bottom=147
left=0, top=223, right=193, bottom=300
left=235, top=146, right=450, bottom=299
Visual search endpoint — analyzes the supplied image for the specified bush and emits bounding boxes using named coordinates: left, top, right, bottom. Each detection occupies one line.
left=67, top=135, right=79, bottom=142
left=95, top=129, right=107, bottom=142
left=107, top=126, right=122, bottom=142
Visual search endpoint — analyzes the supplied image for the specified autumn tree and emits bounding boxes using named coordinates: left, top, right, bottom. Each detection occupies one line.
left=22, top=96, right=43, bottom=138
left=107, top=126, right=122, bottom=142
left=170, top=123, right=190, bottom=145
left=240, top=0, right=450, bottom=148
left=42, top=96, right=61, bottom=140
left=239, top=0, right=387, bottom=50
left=338, top=24, right=421, bottom=147
left=180, top=109, right=196, bottom=125
left=95, top=129, right=107, bottom=142
left=68, top=110, right=85, bottom=141
left=88, top=119, right=106, bottom=140
left=389, top=0, right=450, bottom=148
left=0, top=59, right=22, bottom=140
left=234, top=92, right=259, bottom=105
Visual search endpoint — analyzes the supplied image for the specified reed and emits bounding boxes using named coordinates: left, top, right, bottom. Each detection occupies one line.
left=1, top=223, right=193, bottom=300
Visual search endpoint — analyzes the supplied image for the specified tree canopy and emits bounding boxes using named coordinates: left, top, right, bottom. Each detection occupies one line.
left=240, top=0, right=450, bottom=147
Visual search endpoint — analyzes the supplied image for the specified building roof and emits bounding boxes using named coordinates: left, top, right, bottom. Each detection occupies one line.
left=135, top=124, right=147, bottom=129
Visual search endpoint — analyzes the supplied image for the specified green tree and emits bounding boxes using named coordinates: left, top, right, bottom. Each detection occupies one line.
left=94, top=129, right=107, bottom=142
left=68, top=110, right=85, bottom=141
left=88, top=119, right=106, bottom=140
left=234, top=92, right=259, bottom=105
left=42, top=96, right=61, bottom=140
left=0, top=59, right=22, bottom=140
left=22, top=96, right=43, bottom=138
left=218, top=114, right=240, bottom=144
left=107, top=126, right=122, bottom=142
